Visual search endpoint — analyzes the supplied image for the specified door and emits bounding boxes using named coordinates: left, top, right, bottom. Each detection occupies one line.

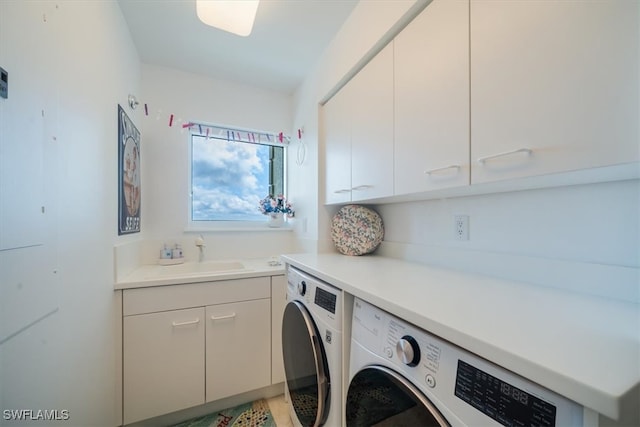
left=470, top=0, right=639, bottom=184
left=323, top=82, right=352, bottom=204
left=346, top=366, right=450, bottom=427
left=350, top=42, right=394, bottom=201
left=205, top=298, right=271, bottom=402
left=271, top=275, right=287, bottom=384
left=282, top=301, right=330, bottom=427
left=123, top=307, right=205, bottom=425
left=394, top=0, right=470, bottom=195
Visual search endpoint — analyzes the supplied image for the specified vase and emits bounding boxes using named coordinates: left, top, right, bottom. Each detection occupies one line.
left=267, top=212, right=285, bottom=228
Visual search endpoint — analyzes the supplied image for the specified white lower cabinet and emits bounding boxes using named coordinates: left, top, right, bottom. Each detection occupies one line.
left=123, top=307, right=205, bottom=425
left=122, top=276, right=276, bottom=424
left=205, top=298, right=271, bottom=402
left=270, top=275, right=286, bottom=384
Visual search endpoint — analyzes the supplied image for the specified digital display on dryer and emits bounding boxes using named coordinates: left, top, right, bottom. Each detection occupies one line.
left=314, top=288, right=336, bottom=314
left=455, top=360, right=556, bottom=426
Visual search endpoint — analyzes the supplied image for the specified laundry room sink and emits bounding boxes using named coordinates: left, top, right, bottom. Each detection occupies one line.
left=150, top=260, right=249, bottom=278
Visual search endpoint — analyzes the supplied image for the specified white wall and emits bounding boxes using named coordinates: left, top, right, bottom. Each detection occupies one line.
left=375, top=180, right=640, bottom=301
left=139, top=64, right=298, bottom=261
left=0, top=1, right=140, bottom=425
left=378, top=180, right=639, bottom=268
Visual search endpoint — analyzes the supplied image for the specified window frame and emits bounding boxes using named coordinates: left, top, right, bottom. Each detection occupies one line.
left=186, top=127, right=290, bottom=232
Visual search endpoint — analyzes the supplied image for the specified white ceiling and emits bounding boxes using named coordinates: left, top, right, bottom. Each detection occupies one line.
left=117, top=0, right=359, bottom=94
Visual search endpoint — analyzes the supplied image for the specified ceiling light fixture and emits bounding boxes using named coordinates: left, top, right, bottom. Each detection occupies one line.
left=196, top=0, right=260, bottom=37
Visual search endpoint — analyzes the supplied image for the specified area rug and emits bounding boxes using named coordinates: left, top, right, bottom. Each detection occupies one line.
left=172, top=399, right=276, bottom=427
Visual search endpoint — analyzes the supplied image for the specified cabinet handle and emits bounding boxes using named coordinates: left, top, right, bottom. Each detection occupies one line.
left=333, top=189, right=351, bottom=194
left=424, top=165, right=460, bottom=175
left=477, top=148, right=532, bottom=164
left=352, top=185, right=373, bottom=191
left=211, top=313, right=236, bottom=321
left=172, top=318, right=200, bottom=327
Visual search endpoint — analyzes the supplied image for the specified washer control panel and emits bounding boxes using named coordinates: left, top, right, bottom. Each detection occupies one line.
left=455, top=359, right=557, bottom=426
left=286, top=266, right=342, bottom=330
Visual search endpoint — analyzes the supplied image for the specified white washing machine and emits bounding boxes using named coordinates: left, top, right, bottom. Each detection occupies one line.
left=347, top=298, right=584, bottom=426
left=282, top=266, right=342, bottom=427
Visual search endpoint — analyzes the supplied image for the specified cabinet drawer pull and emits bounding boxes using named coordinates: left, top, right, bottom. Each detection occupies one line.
left=352, top=185, right=373, bottom=190
left=211, top=313, right=236, bottom=321
left=424, top=165, right=460, bottom=175
left=477, top=148, right=532, bottom=164
left=333, top=189, right=351, bottom=194
left=172, top=318, right=200, bottom=327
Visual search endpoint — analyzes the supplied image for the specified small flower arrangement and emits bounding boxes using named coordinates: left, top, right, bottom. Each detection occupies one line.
left=259, top=194, right=295, bottom=217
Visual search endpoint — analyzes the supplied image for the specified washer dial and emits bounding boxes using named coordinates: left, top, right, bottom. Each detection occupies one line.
left=396, top=335, right=420, bottom=367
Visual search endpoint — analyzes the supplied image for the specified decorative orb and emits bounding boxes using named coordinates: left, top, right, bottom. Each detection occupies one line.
left=331, top=205, right=384, bottom=256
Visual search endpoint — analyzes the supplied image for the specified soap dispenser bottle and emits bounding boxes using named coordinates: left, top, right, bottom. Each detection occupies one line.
left=160, top=244, right=172, bottom=259
left=172, top=243, right=183, bottom=259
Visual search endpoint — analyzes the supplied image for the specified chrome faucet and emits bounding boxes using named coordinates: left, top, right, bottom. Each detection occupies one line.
left=195, top=234, right=206, bottom=262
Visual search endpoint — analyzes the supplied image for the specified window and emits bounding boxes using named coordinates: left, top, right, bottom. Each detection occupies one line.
left=190, top=128, right=285, bottom=222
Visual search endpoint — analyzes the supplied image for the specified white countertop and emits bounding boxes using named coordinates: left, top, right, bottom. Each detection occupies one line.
left=114, top=258, right=285, bottom=290
left=281, top=252, right=640, bottom=420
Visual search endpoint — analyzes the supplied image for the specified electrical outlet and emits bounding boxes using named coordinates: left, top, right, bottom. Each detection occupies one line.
left=454, top=215, right=469, bottom=241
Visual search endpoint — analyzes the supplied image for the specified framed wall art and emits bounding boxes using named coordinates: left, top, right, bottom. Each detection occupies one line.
left=118, top=104, right=141, bottom=235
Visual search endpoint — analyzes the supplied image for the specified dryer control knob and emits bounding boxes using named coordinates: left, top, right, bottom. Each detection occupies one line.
left=297, top=281, right=307, bottom=296
left=396, top=335, right=420, bottom=367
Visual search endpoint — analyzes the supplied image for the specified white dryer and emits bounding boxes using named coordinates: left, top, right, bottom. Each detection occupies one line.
left=282, top=266, right=342, bottom=427
left=347, top=298, right=583, bottom=426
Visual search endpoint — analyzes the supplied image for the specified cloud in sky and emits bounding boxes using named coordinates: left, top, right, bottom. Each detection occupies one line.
left=191, top=136, right=269, bottom=220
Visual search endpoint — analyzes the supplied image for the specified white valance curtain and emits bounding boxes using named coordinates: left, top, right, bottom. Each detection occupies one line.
left=188, top=122, right=290, bottom=147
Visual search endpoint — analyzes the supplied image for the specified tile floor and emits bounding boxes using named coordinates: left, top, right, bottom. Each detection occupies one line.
left=266, top=394, right=293, bottom=427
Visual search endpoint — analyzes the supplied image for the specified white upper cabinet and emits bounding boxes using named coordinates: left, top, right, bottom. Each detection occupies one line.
left=351, top=42, right=395, bottom=201
left=324, top=82, right=352, bottom=204
left=324, top=42, right=394, bottom=204
left=394, top=0, right=470, bottom=195
left=323, top=0, right=637, bottom=203
left=470, top=0, right=639, bottom=184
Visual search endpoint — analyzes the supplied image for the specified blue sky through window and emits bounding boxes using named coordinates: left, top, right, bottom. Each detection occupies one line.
left=191, top=135, right=270, bottom=221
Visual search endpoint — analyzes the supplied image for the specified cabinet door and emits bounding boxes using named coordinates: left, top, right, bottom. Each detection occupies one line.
left=471, top=0, right=639, bottom=184
left=351, top=42, right=395, bottom=201
left=324, top=84, right=352, bottom=204
left=123, top=308, right=205, bottom=424
left=394, top=0, right=470, bottom=195
left=271, top=275, right=287, bottom=384
left=205, top=299, right=271, bottom=402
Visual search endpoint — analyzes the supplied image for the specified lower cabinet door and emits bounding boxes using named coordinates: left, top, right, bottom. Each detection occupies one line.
left=271, top=275, right=287, bottom=384
left=205, top=298, right=271, bottom=402
left=123, top=307, right=205, bottom=424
